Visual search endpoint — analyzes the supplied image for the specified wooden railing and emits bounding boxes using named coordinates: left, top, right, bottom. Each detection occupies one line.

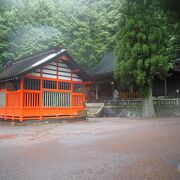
left=23, top=92, right=40, bottom=107
left=0, top=91, right=5, bottom=107
left=72, top=94, right=85, bottom=107
left=22, top=91, right=85, bottom=108
left=6, top=91, right=20, bottom=107
left=119, top=91, right=140, bottom=99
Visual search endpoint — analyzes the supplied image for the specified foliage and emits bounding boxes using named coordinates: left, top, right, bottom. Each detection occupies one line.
left=0, top=0, right=119, bottom=69
left=160, top=0, right=180, bottom=20
left=160, top=0, right=180, bottom=59
left=0, top=0, right=179, bottom=72
left=115, top=0, right=171, bottom=97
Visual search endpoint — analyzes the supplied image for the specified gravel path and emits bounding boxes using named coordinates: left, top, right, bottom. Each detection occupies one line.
left=0, top=117, right=180, bottom=180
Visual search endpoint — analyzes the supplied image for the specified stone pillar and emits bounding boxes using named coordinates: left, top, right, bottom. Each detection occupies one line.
left=95, top=84, right=99, bottom=100
left=164, top=78, right=167, bottom=97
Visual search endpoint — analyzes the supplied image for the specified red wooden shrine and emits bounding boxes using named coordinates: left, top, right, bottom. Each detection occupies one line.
left=0, top=48, right=92, bottom=121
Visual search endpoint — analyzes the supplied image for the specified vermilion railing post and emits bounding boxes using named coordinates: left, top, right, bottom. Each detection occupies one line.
left=40, top=67, right=43, bottom=120
left=5, top=85, right=7, bottom=120
left=20, top=78, right=24, bottom=121
left=56, top=60, right=59, bottom=119
left=83, top=84, right=86, bottom=109
left=70, top=69, right=74, bottom=117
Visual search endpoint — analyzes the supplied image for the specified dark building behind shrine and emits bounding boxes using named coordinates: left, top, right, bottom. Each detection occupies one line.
left=88, top=53, right=180, bottom=101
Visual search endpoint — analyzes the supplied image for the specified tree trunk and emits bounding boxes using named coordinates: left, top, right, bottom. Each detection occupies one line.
left=142, top=86, right=156, bottom=118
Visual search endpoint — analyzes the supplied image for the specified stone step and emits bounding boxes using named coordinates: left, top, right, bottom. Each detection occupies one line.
left=86, top=103, right=104, bottom=117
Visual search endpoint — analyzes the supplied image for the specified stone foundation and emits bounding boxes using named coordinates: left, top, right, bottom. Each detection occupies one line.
left=102, top=106, right=142, bottom=118
left=93, top=99, right=180, bottom=118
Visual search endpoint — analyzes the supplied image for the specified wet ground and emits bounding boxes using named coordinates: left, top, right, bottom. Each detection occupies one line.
left=0, top=117, right=180, bottom=180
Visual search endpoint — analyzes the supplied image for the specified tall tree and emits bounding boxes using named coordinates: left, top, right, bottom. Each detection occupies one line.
left=115, top=0, right=170, bottom=118
left=0, top=0, right=12, bottom=68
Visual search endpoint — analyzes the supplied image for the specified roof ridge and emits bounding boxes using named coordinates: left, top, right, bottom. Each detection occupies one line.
left=13, top=49, right=55, bottom=65
left=12, top=45, right=63, bottom=64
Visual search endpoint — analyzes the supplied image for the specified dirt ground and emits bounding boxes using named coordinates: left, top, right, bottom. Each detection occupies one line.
left=0, top=117, right=180, bottom=180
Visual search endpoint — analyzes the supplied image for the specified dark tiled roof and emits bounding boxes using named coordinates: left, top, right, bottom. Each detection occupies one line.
left=88, top=53, right=116, bottom=77
left=89, top=53, right=180, bottom=78
left=0, top=47, right=92, bottom=82
left=173, top=57, right=180, bottom=62
left=173, top=58, right=180, bottom=71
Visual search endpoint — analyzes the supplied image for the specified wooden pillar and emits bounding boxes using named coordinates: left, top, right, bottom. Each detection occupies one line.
left=164, top=78, right=167, bottom=98
left=56, top=60, right=59, bottom=119
left=70, top=70, right=73, bottom=117
left=111, top=81, right=114, bottom=100
left=5, top=84, right=7, bottom=120
left=83, top=83, right=86, bottom=108
left=95, top=83, right=99, bottom=100
left=20, top=78, right=24, bottom=121
left=40, top=67, right=43, bottom=120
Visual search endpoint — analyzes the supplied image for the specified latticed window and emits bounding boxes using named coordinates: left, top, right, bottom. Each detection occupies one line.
left=43, top=80, right=56, bottom=89
left=73, top=84, right=83, bottom=93
left=72, top=95, right=84, bottom=107
left=13, top=80, right=20, bottom=90
left=3, top=80, right=20, bottom=91
left=24, top=79, right=40, bottom=90
left=43, top=91, right=70, bottom=107
left=0, top=83, right=6, bottom=89
left=58, top=82, right=71, bottom=90
left=0, top=92, right=5, bottom=107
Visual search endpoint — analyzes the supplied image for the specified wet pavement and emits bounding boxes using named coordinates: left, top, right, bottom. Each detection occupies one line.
left=0, top=117, right=180, bottom=180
